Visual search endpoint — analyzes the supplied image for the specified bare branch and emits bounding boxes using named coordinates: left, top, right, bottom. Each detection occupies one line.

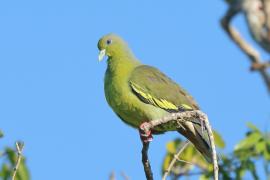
left=250, top=61, right=270, bottom=71
left=11, top=141, right=24, bottom=180
left=162, top=140, right=190, bottom=180
left=140, top=110, right=219, bottom=180
left=221, top=3, right=270, bottom=93
left=202, top=113, right=219, bottom=180
left=175, top=157, right=194, bottom=165
left=262, top=0, right=270, bottom=31
left=141, top=141, right=153, bottom=180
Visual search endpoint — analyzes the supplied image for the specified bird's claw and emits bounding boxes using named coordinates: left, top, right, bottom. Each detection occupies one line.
left=139, top=122, right=153, bottom=143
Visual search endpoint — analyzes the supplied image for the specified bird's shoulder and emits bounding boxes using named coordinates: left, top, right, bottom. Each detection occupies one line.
left=129, top=65, right=199, bottom=111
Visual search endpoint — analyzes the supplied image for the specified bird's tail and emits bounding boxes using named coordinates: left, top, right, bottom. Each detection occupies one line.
left=177, top=121, right=212, bottom=163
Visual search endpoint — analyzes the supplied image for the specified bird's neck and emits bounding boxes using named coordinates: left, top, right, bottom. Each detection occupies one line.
left=106, top=54, right=141, bottom=77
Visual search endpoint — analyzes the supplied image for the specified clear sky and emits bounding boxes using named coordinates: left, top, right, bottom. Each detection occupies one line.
left=0, top=0, right=269, bottom=179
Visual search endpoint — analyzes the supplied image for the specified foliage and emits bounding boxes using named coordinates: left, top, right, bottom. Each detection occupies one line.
left=162, top=123, right=270, bottom=179
left=0, top=132, right=30, bottom=180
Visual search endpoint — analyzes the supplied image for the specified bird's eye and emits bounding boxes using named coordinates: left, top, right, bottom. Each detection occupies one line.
left=106, top=39, right=112, bottom=45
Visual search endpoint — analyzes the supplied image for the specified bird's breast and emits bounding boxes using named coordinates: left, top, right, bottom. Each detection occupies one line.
left=104, top=68, right=171, bottom=130
left=104, top=71, right=144, bottom=127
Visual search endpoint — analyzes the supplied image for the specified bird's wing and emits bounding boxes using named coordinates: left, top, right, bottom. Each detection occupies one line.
left=129, top=65, right=199, bottom=112
left=129, top=65, right=212, bottom=162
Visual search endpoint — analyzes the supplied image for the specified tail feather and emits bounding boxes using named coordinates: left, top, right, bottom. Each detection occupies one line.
left=177, top=121, right=212, bottom=163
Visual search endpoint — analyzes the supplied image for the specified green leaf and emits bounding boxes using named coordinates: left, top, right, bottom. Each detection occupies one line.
left=234, top=132, right=262, bottom=151
left=246, top=122, right=261, bottom=133
left=162, top=154, right=173, bottom=174
left=166, top=139, right=181, bottom=154
left=199, top=174, right=210, bottom=180
left=0, top=164, right=11, bottom=180
left=3, top=147, right=30, bottom=180
left=6, top=148, right=17, bottom=165
left=0, top=130, right=3, bottom=138
left=255, top=141, right=266, bottom=153
left=247, top=161, right=259, bottom=180
left=263, top=144, right=270, bottom=160
left=16, top=158, right=30, bottom=180
left=213, top=130, right=225, bottom=149
left=235, top=166, right=246, bottom=180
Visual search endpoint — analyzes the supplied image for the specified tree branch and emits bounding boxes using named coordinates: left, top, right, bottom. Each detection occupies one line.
left=141, top=141, right=153, bottom=180
left=162, top=140, right=190, bottom=180
left=221, top=3, right=270, bottom=93
left=140, top=110, right=219, bottom=180
left=12, top=141, right=24, bottom=180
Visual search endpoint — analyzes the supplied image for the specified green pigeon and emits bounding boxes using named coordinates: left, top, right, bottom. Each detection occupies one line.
left=98, top=33, right=212, bottom=163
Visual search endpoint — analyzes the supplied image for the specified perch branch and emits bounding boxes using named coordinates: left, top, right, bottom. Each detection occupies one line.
left=162, top=140, right=190, bottom=180
left=12, top=141, right=24, bottom=180
left=140, top=110, right=219, bottom=180
left=221, top=4, right=270, bottom=93
left=141, top=141, right=153, bottom=180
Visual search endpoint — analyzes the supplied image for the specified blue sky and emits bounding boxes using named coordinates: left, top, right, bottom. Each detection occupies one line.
left=0, top=0, right=269, bottom=179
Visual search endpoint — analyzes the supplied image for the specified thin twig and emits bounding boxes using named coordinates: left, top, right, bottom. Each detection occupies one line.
left=201, top=114, right=219, bottom=180
left=11, top=141, right=24, bottom=180
left=140, top=110, right=219, bottom=180
left=141, top=141, right=153, bottom=180
left=109, top=171, right=116, bottom=180
left=221, top=4, right=270, bottom=93
left=162, top=140, right=190, bottom=180
left=175, top=158, right=194, bottom=165
left=120, top=172, right=130, bottom=180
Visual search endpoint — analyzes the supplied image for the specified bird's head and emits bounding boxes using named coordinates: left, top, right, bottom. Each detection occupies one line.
left=97, top=33, right=131, bottom=61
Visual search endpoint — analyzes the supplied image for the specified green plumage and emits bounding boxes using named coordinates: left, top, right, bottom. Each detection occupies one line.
left=98, top=33, right=212, bottom=162
left=129, top=65, right=199, bottom=111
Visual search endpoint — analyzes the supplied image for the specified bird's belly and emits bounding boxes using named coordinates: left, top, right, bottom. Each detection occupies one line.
left=105, top=83, right=178, bottom=132
left=106, top=86, right=150, bottom=128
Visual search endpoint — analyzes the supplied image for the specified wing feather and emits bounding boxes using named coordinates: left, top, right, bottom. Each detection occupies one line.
left=129, top=65, right=199, bottom=112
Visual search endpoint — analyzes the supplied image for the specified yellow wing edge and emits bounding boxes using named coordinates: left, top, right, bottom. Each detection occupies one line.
left=130, top=82, right=192, bottom=111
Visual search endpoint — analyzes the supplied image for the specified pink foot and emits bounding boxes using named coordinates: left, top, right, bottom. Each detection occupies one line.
left=139, top=122, right=153, bottom=142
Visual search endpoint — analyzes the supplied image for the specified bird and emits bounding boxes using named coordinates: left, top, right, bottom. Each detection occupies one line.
left=98, top=33, right=212, bottom=163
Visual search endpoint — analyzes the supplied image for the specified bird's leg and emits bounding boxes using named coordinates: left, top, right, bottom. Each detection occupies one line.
left=139, top=122, right=153, bottom=143
left=140, top=122, right=154, bottom=179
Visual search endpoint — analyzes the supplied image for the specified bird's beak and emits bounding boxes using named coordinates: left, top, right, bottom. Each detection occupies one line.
left=98, top=49, right=106, bottom=61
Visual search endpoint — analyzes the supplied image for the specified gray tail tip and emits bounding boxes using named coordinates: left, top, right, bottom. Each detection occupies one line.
left=204, top=152, right=220, bottom=164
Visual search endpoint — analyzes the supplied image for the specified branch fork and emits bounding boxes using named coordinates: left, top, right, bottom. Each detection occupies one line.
left=140, top=110, right=219, bottom=180
left=221, top=1, right=270, bottom=93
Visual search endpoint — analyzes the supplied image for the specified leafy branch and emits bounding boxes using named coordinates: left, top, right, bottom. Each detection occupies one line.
left=162, top=122, right=270, bottom=179
left=0, top=131, right=29, bottom=180
left=11, top=142, right=25, bottom=180
left=162, top=140, right=190, bottom=180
